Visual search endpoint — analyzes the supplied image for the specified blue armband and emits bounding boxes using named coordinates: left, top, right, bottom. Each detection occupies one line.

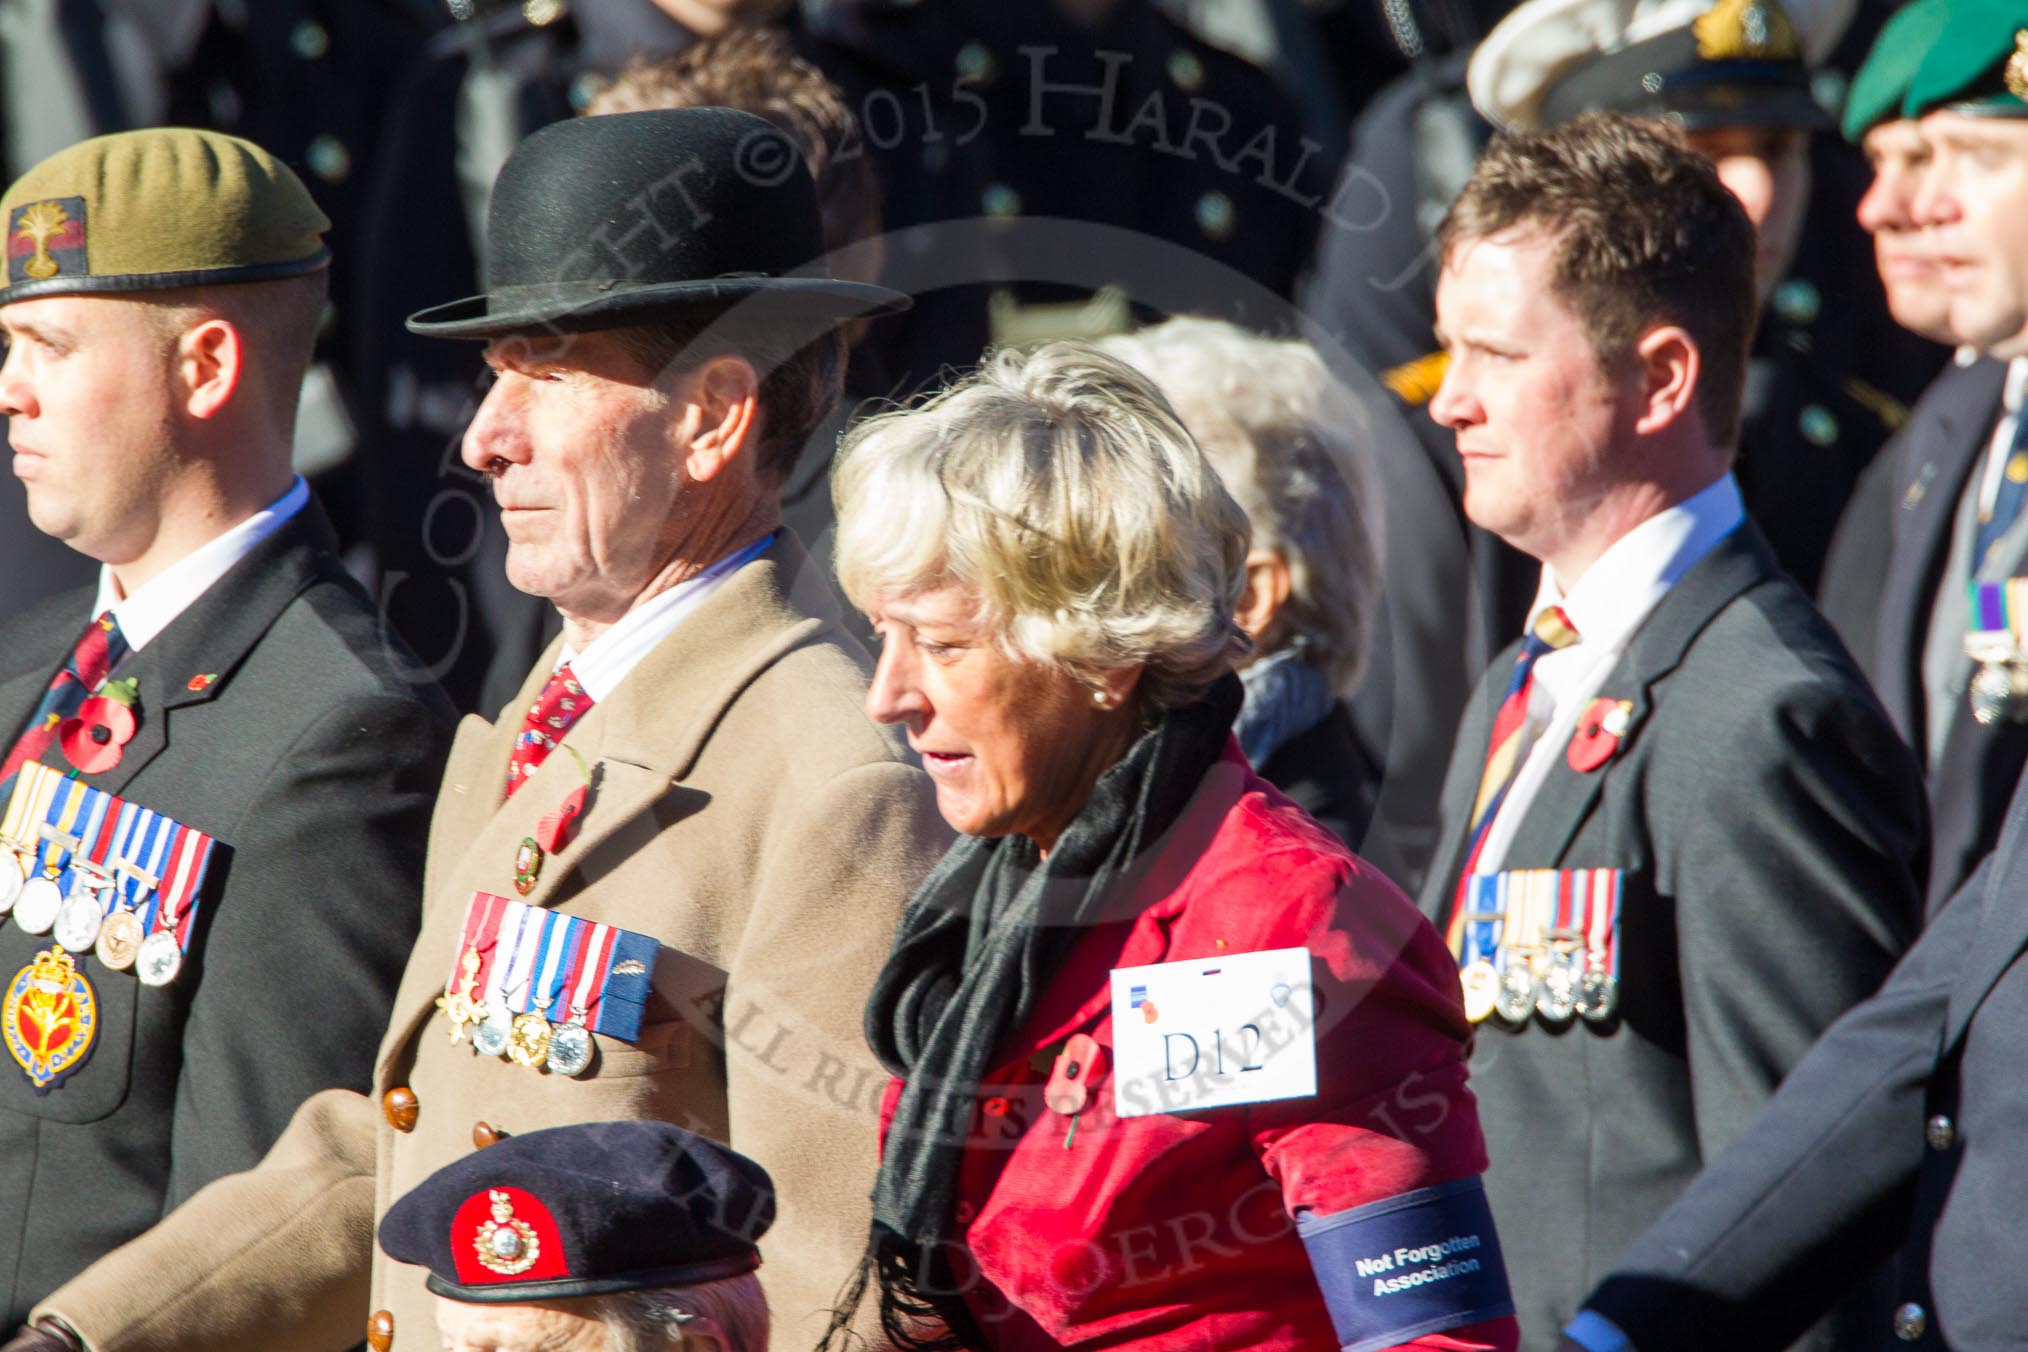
left=1296, top=1174, right=1514, bottom=1352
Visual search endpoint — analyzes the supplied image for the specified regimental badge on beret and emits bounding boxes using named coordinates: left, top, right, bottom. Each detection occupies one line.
left=1693, top=0, right=1802, bottom=63
left=2007, top=29, right=2028, bottom=102
left=8, top=197, right=86, bottom=286
left=473, top=1190, right=543, bottom=1277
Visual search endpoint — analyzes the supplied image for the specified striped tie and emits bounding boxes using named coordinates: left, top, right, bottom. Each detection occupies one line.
left=1446, top=605, right=1579, bottom=955
left=0, top=611, right=129, bottom=784
left=1976, top=407, right=2028, bottom=569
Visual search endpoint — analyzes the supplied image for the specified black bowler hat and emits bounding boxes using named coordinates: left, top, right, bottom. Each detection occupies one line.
left=377, top=1120, right=776, bottom=1303
left=406, top=106, right=908, bottom=339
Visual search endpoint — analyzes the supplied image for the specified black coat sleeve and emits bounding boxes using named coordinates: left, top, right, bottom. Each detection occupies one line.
left=1582, top=851, right=1985, bottom=1349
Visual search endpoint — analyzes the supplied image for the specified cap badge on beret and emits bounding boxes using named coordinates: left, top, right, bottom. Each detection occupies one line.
left=474, top=1190, right=543, bottom=1277
left=9, top=198, right=85, bottom=285
left=1693, top=0, right=1802, bottom=63
left=2007, top=31, right=2028, bottom=103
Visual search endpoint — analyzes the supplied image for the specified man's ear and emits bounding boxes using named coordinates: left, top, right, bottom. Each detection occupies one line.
left=680, top=354, right=763, bottom=483
left=1630, top=325, right=1699, bottom=436
left=1235, top=548, right=1292, bottom=643
left=177, top=317, right=243, bottom=420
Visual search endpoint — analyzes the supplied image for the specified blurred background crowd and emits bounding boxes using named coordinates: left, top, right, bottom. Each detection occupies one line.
left=0, top=0, right=1942, bottom=896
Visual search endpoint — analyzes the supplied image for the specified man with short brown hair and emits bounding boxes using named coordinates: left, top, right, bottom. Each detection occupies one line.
left=1419, top=111, right=1924, bottom=1349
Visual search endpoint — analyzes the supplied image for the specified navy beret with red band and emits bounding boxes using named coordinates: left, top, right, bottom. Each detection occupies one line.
left=377, top=1120, right=776, bottom=1304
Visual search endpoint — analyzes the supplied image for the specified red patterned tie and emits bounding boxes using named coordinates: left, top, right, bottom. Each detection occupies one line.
left=0, top=611, right=129, bottom=783
left=1444, top=605, right=1580, bottom=954
left=505, top=665, right=594, bottom=799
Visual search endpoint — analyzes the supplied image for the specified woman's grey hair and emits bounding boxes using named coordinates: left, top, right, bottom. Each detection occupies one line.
left=595, top=1272, right=768, bottom=1352
left=1097, top=316, right=1382, bottom=692
left=832, top=340, right=1254, bottom=709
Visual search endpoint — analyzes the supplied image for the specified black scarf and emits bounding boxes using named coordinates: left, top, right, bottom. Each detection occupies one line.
left=822, top=675, right=1243, bottom=1350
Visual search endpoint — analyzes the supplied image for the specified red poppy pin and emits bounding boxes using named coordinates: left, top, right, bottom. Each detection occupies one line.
left=1567, top=698, right=1634, bottom=774
left=59, top=677, right=140, bottom=775
left=534, top=747, right=594, bottom=853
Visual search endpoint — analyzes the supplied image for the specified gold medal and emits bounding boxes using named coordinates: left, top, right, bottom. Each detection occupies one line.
left=94, top=910, right=144, bottom=970
left=1459, top=959, right=1499, bottom=1024
left=436, top=948, right=483, bottom=1046
left=506, top=1009, right=553, bottom=1068
left=4, top=948, right=98, bottom=1093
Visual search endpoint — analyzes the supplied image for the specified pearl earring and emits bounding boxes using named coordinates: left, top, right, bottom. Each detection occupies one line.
left=1092, top=690, right=1112, bottom=709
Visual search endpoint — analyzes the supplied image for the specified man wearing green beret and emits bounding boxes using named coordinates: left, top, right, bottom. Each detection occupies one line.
left=1823, top=0, right=2028, bottom=927
left=0, top=126, right=450, bottom=1336
left=1555, top=15, right=2028, bottom=1345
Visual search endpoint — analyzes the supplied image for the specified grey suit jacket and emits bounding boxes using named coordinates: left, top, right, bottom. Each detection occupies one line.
left=1419, top=523, right=1926, bottom=1350
left=0, top=503, right=451, bottom=1326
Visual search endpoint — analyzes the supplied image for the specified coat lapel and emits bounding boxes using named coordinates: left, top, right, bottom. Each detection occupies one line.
left=1875, top=358, right=2006, bottom=743
left=1501, top=525, right=1778, bottom=868
left=381, top=532, right=852, bottom=1076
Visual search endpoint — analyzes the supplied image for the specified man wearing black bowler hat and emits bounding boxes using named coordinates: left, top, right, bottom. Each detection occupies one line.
left=6, top=107, right=949, bottom=1352
left=378, top=1119, right=777, bottom=1352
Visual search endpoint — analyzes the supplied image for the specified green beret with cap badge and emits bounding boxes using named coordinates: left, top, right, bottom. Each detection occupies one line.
left=1903, top=0, right=2028, bottom=119
left=1, top=127, right=329, bottom=306
left=1842, top=0, right=1954, bottom=140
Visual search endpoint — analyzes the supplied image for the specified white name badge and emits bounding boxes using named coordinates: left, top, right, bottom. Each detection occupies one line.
left=1108, top=945, right=1318, bottom=1119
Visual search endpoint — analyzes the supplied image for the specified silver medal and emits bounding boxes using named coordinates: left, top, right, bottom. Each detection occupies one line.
left=1972, top=660, right=2013, bottom=726
left=1493, top=961, right=1538, bottom=1025
left=473, top=1002, right=514, bottom=1058
left=1535, top=951, right=1579, bottom=1025
left=14, top=876, right=63, bottom=935
left=0, top=854, right=25, bottom=915
left=53, top=893, right=103, bottom=953
left=545, top=1021, right=594, bottom=1077
left=135, top=929, right=183, bottom=986
left=95, top=910, right=144, bottom=970
left=1577, top=967, right=1621, bottom=1024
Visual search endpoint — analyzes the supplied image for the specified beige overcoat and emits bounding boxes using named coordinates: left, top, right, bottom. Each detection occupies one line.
left=37, top=535, right=948, bottom=1352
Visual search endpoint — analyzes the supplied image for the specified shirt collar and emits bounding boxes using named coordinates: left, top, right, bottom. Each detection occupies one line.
left=2003, top=357, right=2028, bottom=415
left=93, top=477, right=310, bottom=652
left=558, top=532, right=775, bottom=702
left=1530, top=473, right=1745, bottom=653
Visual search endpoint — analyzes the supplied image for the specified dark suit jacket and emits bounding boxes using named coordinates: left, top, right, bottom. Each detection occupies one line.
left=1418, top=523, right=1926, bottom=1350
left=1859, top=358, right=2024, bottom=916
left=1584, top=769, right=2028, bottom=1350
left=0, top=503, right=451, bottom=1324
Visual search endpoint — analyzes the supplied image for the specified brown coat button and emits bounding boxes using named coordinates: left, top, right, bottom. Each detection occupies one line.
left=472, top=1120, right=505, bottom=1149
left=381, top=1087, right=418, bottom=1133
left=366, top=1310, right=394, bottom=1352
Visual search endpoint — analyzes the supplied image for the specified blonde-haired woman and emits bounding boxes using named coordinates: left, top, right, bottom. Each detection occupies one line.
left=1099, top=315, right=1382, bottom=846
left=823, top=342, right=1516, bottom=1352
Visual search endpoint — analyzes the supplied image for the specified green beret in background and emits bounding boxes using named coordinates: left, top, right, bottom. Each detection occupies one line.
left=1843, top=0, right=1955, bottom=140
left=2, top=127, right=329, bottom=305
left=1904, top=0, right=2028, bottom=119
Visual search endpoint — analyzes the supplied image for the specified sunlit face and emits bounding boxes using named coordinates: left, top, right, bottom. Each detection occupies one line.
left=433, top=1295, right=617, bottom=1352
left=1911, top=112, right=2028, bottom=357
left=462, top=331, right=693, bottom=620
left=865, top=584, right=1137, bottom=850
left=1430, top=230, right=1635, bottom=561
left=1685, top=125, right=1812, bottom=304
left=0, top=294, right=181, bottom=563
left=1859, top=119, right=1953, bottom=341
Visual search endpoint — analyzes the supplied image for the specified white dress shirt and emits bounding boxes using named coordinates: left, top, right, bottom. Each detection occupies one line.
left=1472, top=474, right=1746, bottom=875
left=91, top=476, right=310, bottom=651
left=557, top=533, right=775, bottom=702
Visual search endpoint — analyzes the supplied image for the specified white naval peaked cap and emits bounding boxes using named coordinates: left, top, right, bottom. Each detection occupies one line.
left=1467, top=0, right=1857, bottom=130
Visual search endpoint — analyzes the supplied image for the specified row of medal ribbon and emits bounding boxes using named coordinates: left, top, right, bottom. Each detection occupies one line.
left=0, top=762, right=217, bottom=986
left=436, top=890, right=656, bottom=1079
left=1964, top=579, right=2028, bottom=726
left=1451, top=867, right=1623, bottom=1027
